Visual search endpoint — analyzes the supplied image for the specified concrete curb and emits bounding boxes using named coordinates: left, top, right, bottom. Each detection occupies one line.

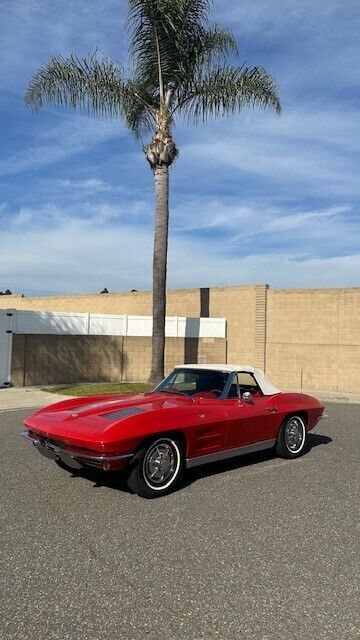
left=0, top=388, right=74, bottom=411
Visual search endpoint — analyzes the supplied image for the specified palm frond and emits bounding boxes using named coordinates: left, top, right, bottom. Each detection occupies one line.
left=174, top=65, right=281, bottom=122
left=166, top=24, right=238, bottom=91
left=197, top=25, right=238, bottom=62
left=25, top=53, right=129, bottom=118
left=126, top=0, right=215, bottom=100
left=122, top=78, right=158, bottom=137
left=25, top=1, right=282, bottom=134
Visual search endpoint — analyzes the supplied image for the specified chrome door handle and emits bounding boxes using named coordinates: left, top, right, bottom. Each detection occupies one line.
left=265, top=407, right=278, bottom=413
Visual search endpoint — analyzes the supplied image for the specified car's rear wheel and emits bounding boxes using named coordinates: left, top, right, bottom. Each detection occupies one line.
left=276, top=415, right=307, bottom=458
left=127, top=437, right=184, bottom=498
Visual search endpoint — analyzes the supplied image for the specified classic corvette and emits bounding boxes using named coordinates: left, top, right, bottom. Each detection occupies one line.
left=21, top=364, right=325, bottom=498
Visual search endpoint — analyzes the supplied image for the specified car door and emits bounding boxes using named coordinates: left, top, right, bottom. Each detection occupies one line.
left=223, top=373, right=279, bottom=449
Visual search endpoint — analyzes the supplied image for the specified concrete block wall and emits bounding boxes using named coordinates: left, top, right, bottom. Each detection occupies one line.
left=122, top=336, right=226, bottom=382
left=3, top=285, right=265, bottom=369
left=209, top=285, right=268, bottom=367
left=266, top=288, right=360, bottom=393
left=12, top=335, right=124, bottom=386
left=11, top=334, right=226, bottom=386
left=4, top=284, right=360, bottom=392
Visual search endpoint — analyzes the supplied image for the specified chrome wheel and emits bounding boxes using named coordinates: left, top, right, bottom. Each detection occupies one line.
left=284, top=416, right=305, bottom=453
left=142, top=438, right=181, bottom=491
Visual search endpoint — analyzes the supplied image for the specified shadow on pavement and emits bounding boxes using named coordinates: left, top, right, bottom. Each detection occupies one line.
left=59, top=431, right=333, bottom=496
left=307, top=432, right=333, bottom=447
left=183, top=432, right=333, bottom=487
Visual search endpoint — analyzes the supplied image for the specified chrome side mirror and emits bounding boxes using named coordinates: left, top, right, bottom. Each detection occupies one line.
left=242, top=391, right=253, bottom=404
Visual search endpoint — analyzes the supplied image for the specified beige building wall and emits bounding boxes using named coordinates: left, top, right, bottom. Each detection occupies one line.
left=2, top=285, right=266, bottom=368
left=0, top=285, right=267, bottom=367
left=4, top=284, right=360, bottom=392
left=209, top=285, right=267, bottom=368
left=1, top=289, right=200, bottom=316
left=11, top=334, right=226, bottom=386
left=0, top=292, right=154, bottom=315
left=266, top=288, right=360, bottom=393
left=12, top=335, right=124, bottom=386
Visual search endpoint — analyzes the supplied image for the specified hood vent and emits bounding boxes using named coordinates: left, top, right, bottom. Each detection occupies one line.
left=104, top=406, right=146, bottom=420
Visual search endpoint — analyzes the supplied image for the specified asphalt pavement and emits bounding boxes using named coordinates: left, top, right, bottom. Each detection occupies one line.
left=1, top=403, right=359, bottom=640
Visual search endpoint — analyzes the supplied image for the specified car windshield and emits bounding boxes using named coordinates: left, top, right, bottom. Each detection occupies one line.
left=155, top=368, right=230, bottom=398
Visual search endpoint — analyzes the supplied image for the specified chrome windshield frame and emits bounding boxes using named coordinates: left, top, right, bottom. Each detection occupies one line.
left=154, top=368, right=234, bottom=399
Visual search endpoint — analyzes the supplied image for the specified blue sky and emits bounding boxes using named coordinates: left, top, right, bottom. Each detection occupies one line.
left=1, top=0, right=359, bottom=295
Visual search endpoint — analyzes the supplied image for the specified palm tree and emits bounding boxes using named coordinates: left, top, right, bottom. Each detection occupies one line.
left=25, top=0, right=281, bottom=383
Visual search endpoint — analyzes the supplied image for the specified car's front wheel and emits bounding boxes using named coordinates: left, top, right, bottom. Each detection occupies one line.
left=127, top=437, right=184, bottom=498
left=276, top=415, right=307, bottom=458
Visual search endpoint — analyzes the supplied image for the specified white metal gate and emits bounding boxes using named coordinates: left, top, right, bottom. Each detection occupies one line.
left=0, top=310, right=14, bottom=387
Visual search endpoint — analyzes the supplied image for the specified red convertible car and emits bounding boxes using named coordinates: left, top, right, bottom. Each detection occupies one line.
left=21, top=365, right=325, bottom=498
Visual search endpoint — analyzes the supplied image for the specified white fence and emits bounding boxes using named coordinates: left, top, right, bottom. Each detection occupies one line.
left=0, top=309, right=226, bottom=386
left=9, top=310, right=226, bottom=338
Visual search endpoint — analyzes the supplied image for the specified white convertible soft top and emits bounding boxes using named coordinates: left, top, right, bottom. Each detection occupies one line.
left=175, top=364, right=281, bottom=396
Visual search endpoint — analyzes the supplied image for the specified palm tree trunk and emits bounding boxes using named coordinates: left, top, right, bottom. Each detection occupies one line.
left=145, top=110, right=177, bottom=384
left=149, top=164, right=169, bottom=383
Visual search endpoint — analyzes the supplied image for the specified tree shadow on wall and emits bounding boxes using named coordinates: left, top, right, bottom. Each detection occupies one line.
left=184, top=317, right=201, bottom=364
left=22, top=334, right=127, bottom=386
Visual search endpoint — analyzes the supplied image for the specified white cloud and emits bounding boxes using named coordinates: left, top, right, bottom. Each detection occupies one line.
left=229, top=204, right=360, bottom=265
left=56, top=178, right=115, bottom=191
left=264, top=206, right=349, bottom=232
left=172, top=200, right=251, bottom=232
left=216, top=0, right=358, bottom=38
left=172, top=199, right=357, bottom=252
left=216, top=0, right=360, bottom=92
left=0, top=199, right=151, bottom=230
left=42, top=178, right=132, bottom=196
left=1, top=0, right=360, bottom=295
left=1, top=200, right=360, bottom=295
left=0, top=116, right=124, bottom=177
left=0, top=0, right=127, bottom=93
left=178, top=105, right=360, bottom=198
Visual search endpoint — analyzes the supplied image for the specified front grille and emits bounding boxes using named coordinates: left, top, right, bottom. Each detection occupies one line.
left=28, top=431, right=103, bottom=457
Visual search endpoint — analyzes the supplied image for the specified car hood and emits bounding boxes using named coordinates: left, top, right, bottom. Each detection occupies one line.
left=24, top=392, right=193, bottom=448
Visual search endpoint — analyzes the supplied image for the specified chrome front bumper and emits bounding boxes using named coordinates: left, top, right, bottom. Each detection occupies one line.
left=20, top=430, right=133, bottom=470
